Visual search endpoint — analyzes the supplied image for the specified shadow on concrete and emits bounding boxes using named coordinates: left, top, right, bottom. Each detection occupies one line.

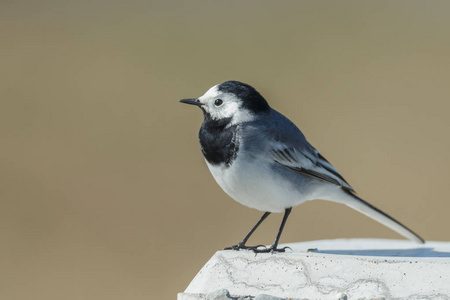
left=317, top=248, right=450, bottom=258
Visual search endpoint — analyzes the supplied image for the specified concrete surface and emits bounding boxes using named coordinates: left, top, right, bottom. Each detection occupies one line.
left=178, top=239, right=450, bottom=299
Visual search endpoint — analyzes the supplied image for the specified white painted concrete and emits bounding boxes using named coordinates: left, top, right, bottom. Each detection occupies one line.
left=178, top=239, right=450, bottom=300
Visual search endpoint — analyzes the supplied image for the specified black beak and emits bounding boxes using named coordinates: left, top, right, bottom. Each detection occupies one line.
left=179, top=98, right=202, bottom=107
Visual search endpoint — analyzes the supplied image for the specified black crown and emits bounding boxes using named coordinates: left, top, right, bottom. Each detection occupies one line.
left=218, top=81, right=270, bottom=113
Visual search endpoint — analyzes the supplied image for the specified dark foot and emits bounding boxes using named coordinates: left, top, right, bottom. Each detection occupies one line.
left=250, top=246, right=292, bottom=253
left=223, top=243, right=267, bottom=251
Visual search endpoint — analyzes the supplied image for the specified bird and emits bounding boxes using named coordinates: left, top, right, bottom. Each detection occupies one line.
left=179, top=80, right=424, bottom=252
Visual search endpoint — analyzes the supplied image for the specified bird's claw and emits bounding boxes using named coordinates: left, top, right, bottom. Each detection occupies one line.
left=224, top=243, right=291, bottom=253
left=250, top=246, right=292, bottom=253
left=223, top=244, right=267, bottom=251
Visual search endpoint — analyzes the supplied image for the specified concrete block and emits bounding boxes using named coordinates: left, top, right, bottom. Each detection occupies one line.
left=178, top=239, right=450, bottom=299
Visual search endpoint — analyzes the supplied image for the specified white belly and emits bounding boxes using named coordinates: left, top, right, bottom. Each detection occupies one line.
left=205, top=155, right=311, bottom=213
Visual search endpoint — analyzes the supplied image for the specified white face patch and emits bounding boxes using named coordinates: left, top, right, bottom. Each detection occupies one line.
left=198, top=84, right=255, bottom=125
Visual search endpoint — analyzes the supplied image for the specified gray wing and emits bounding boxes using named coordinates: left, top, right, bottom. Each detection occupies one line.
left=271, top=146, right=355, bottom=192
left=261, top=109, right=355, bottom=192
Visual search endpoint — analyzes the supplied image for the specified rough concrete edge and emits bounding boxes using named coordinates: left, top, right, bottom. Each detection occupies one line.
left=178, top=289, right=329, bottom=300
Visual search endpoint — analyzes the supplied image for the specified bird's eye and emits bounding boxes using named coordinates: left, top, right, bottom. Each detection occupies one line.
left=214, top=99, right=223, bottom=106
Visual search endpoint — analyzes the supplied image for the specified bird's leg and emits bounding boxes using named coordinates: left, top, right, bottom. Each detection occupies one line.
left=224, top=212, right=271, bottom=251
left=252, top=208, right=292, bottom=253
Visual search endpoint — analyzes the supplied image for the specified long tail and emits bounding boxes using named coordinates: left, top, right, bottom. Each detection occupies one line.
left=338, top=190, right=425, bottom=244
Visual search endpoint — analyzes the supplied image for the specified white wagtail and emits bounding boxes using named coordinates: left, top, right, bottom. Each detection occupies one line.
left=180, top=81, right=424, bottom=252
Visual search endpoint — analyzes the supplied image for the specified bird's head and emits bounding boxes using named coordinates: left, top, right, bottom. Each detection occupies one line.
left=179, top=81, right=270, bottom=124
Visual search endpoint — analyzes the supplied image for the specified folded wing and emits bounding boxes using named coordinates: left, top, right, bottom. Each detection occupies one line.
left=270, top=145, right=355, bottom=193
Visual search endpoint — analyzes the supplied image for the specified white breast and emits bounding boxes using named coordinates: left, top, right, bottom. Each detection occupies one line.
left=205, top=154, right=311, bottom=213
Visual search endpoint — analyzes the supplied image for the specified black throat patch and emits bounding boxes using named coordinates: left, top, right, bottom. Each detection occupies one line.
left=199, top=117, right=239, bottom=167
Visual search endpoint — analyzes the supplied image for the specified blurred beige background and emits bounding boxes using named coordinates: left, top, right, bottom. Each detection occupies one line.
left=1, top=1, right=450, bottom=299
